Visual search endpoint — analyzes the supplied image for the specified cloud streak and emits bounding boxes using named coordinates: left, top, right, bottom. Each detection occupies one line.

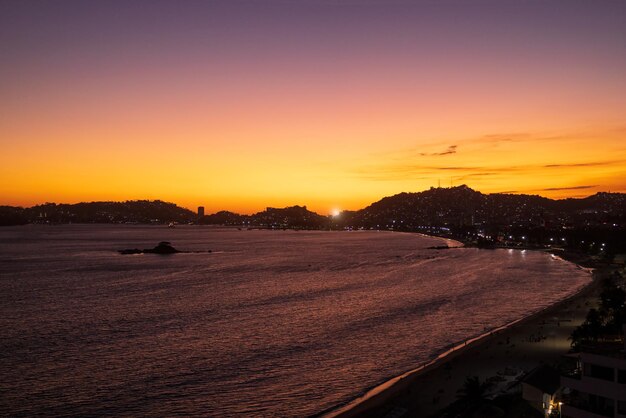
left=352, top=158, right=626, bottom=182
left=540, top=185, right=598, bottom=191
left=543, top=160, right=626, bottom=168
left=419, top=145, right=457, bottom=156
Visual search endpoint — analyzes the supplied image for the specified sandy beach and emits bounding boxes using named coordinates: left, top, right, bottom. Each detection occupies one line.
left=328, top=262, right=607, bottom=418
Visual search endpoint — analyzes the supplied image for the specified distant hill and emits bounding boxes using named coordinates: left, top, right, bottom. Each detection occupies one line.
left=344, top=185, right=489, bottom=229
left=335, top=185, right=626, bottom=231
left=7, top=200, right=196, bottom=225
left=199, top=205, right=328, bottom=229
left=0, top=206, right=28, bottom=226
left=201, top=210, right=246, bottom=225
left=3, top=186, right=624, bottom=260
left=1, top=187, right=625, bottom=231
left=248, top=205, right=328, bottom=228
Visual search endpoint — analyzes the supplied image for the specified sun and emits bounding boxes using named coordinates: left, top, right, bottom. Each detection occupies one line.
left=331, top=208, right=341, bottom=217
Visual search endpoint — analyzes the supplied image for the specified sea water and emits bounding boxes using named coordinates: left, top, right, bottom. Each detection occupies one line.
left=0, top=225, right=590, bottom=417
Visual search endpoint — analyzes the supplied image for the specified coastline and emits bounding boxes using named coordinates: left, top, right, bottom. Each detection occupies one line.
left=323, top=249, right=600, bottom=418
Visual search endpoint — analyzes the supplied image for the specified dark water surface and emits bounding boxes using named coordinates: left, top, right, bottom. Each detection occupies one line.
left=0, top=225, right=590, bottom=417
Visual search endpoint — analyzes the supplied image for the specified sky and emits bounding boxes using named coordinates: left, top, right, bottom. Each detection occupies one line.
left=1, top=0, right=625, bottom=214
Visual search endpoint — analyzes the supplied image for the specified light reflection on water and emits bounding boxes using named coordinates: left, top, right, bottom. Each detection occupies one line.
left=0, top=226, right=590, bottom=417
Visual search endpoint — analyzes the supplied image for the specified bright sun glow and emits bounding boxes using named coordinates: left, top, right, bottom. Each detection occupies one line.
left=331, top=209, right=341, bottom=217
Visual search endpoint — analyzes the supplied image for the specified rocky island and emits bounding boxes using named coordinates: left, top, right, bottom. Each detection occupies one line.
left=119, top=241, right=181, bottom=255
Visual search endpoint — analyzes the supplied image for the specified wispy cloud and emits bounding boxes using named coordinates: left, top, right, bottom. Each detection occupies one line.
left=454, top=172, right=501, bottom=180
left=539, top=185, right=598, bottom=191
left=350, top=165, right=512, bottom=182
left=353, top=164, right=523, bottom=180
left=348, top=128, right=626, bottom=186
left=543, top=160, right=626, bottom=168
left=371, top=130, right=576, bottom=162
left=475, top=133, right=569, bottom=144
left=473, top=133, right=529, bottom=144
left=352, top=159, right=624, bottom=182
left=490, top=186, right=599, bottom=195
left=419, top=145, right=457, bottom=156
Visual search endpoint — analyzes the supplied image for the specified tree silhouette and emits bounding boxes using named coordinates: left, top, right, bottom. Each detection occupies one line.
left=457, top=376, right=492, bottom=406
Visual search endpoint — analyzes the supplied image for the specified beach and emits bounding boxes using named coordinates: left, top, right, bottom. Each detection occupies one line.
left=330, top=261, right=606, bottom=418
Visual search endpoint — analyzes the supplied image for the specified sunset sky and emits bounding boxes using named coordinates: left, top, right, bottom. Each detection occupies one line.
left=1, top=0, right=625, bottom=214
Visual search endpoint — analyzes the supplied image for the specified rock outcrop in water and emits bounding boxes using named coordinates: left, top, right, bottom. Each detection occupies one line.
left=119, top=241, right=181, bottom=255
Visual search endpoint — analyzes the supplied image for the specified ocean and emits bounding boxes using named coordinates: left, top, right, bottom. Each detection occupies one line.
left=0, top=225, right=590, bottom=417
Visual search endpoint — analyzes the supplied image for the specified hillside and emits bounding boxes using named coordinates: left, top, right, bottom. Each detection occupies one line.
left=11, top=200, right=196, bottom=225
left=2, top=187, right=625, bottom=234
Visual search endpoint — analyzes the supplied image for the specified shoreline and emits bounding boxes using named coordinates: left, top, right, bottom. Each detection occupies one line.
left=322, top=249, right=599, bottom=418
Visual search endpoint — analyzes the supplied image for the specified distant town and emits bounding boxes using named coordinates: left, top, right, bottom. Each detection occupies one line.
left=2, top=185, right=625, bottom=263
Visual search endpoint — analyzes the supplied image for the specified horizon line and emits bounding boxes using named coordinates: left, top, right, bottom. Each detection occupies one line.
left=3, top=184, right=623, bottom=216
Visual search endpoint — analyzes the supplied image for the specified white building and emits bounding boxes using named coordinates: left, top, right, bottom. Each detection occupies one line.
left=560, top=330, right=626, bottom=418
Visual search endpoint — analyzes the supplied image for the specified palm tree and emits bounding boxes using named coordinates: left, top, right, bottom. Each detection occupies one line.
left=456, top=376, right=492, bottom=405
